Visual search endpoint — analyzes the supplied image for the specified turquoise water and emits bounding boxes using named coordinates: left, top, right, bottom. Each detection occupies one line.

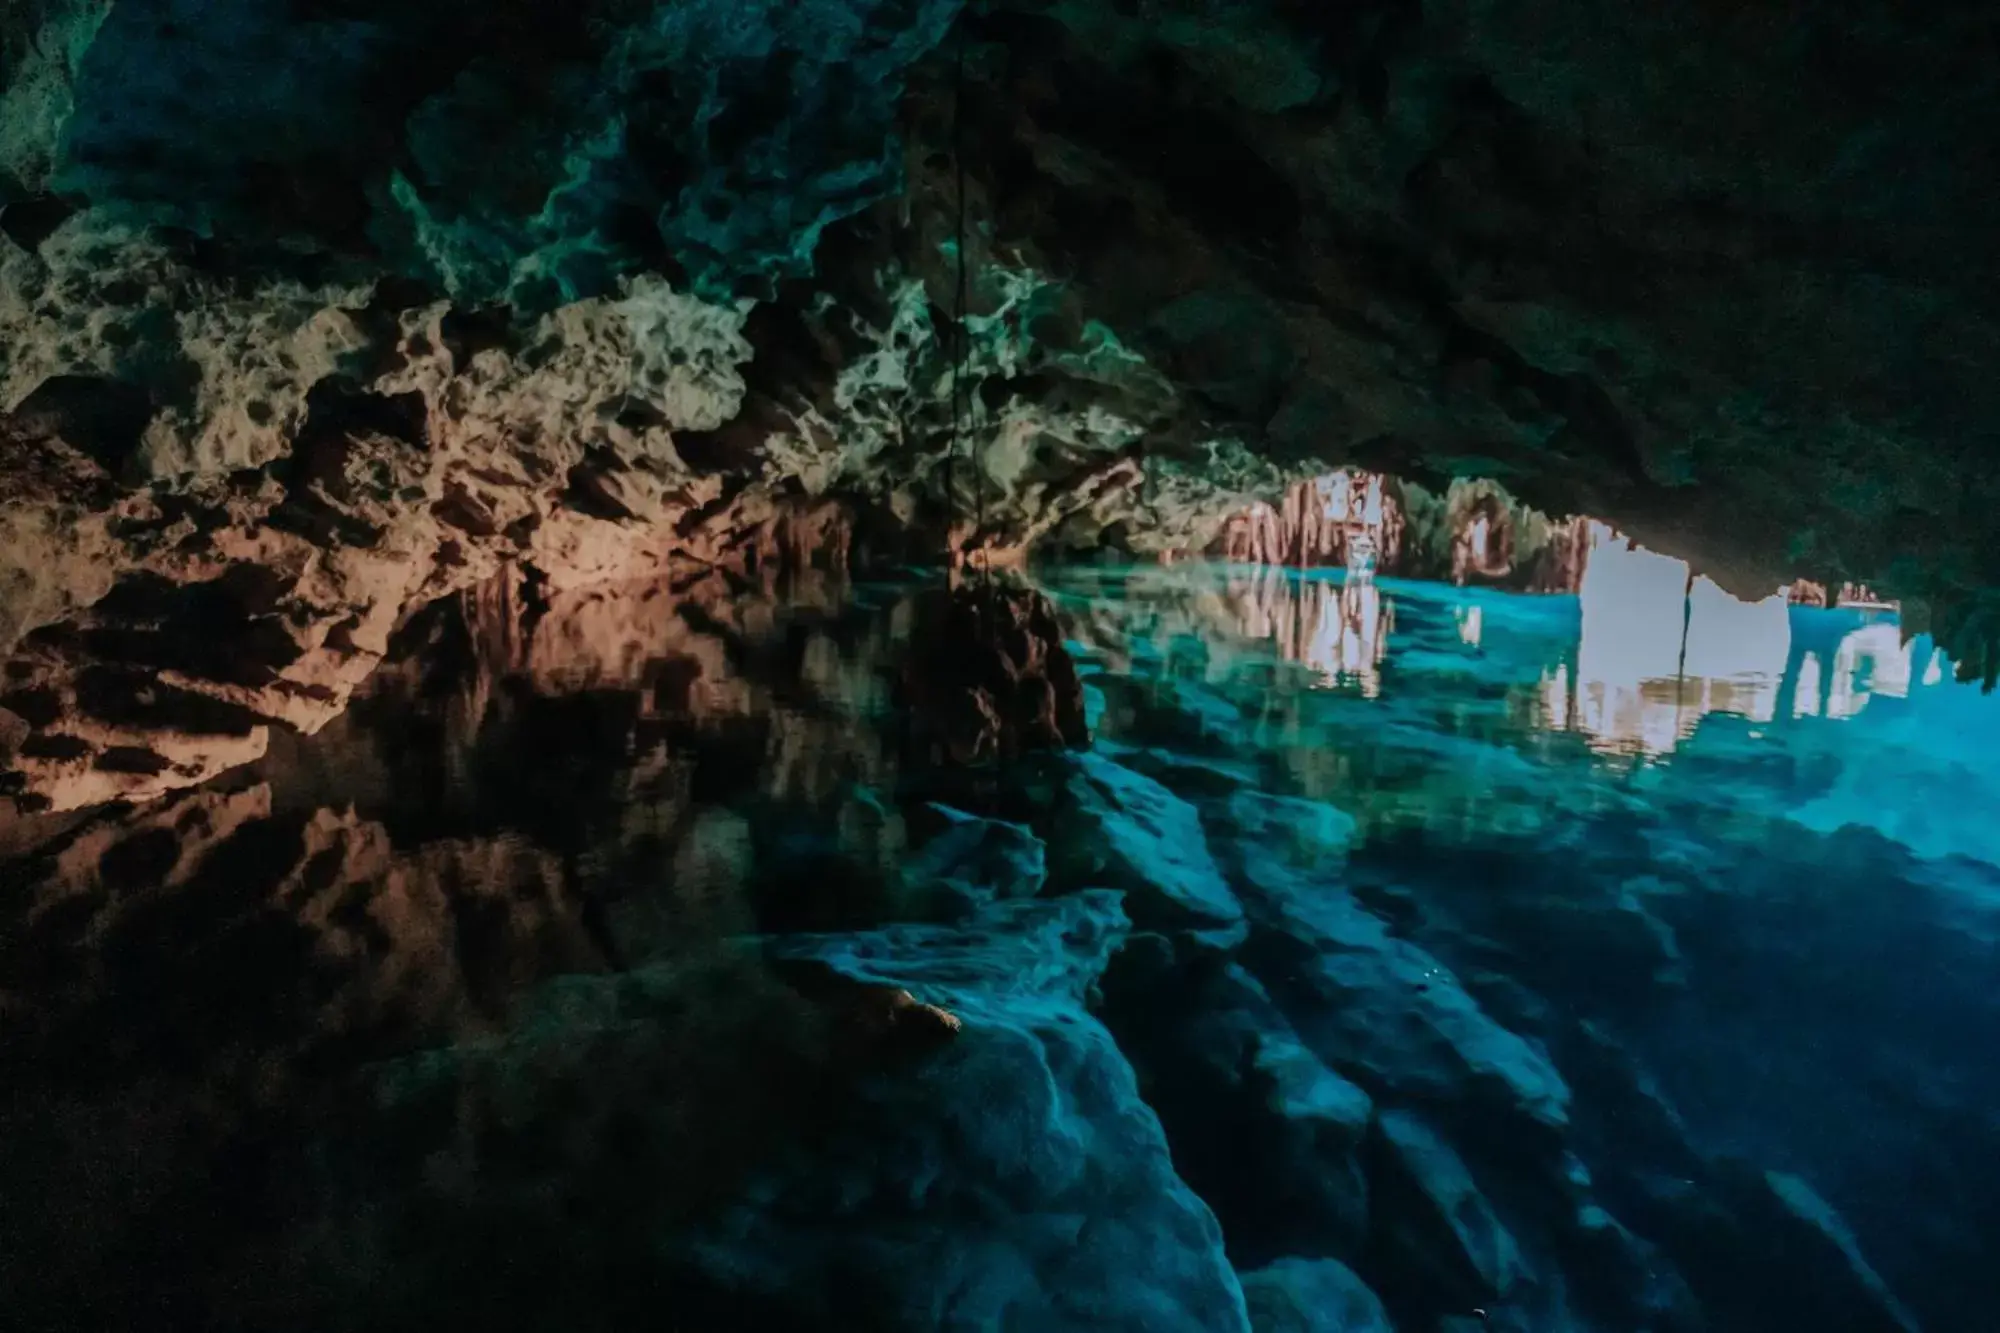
left=1049, top=561, right=2000, bottom=1332
left=5, top=561, right=1996, bottom=1331
left=1052, top=561, right=1988, bottom=857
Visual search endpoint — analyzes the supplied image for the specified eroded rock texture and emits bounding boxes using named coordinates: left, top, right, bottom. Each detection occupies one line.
left=1214, top=470, right=1598, bottom=590
left=6, top=0, right=2000, bottom=699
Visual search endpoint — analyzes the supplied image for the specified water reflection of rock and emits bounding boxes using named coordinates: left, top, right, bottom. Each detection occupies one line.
left=1053, top=563, right=1991, bottom=1333
left=1061, top=565, right=1394, bottom=700
left=1555, top=536, right=1945, bottom=756
left=0, top=562, right=1190, bottom=1333
left=2, top=560, right=1090, bottom=1105
left=1080, top=542, right=1949, bottom=763
left=898, top=584, right=1090, bottom=765
left=5, top=559, right=1986, bottom=1333
left=0, top=563, right=946, bottom=1327
left=0, top=405, right=855, bottom=815
left=1226, top=567, right=1393, bottom=697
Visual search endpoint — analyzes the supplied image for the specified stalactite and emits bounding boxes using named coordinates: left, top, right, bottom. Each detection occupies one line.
left=1211, top=472, right=1626, bottom=595
left=1526, top=516, right=1600, bottom=593
left=1213, top=472, right=1404, bottom=572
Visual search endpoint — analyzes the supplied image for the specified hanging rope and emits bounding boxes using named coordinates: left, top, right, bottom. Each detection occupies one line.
left=946, top=9, right=975, bottom=576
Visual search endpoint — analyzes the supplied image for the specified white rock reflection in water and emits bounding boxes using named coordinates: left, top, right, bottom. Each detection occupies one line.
left=1825, top=623, right=1913, bottom=720
left=1561, top=532, right=1792, bottom=755
left=1224, top=569, right=1392, bottom=697
left=1554, top=532, right=1949, bottom=754
left=1202, top=523, right=1951, bottom=758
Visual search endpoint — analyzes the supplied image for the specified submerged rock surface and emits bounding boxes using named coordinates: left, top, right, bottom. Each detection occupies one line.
left=1238, top=1257, right=1393, bottom=1333
left=4, top=563, right=1991, bottom=1331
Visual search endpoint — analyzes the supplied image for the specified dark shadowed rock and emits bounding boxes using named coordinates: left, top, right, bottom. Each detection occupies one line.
left=1711, top=1167, right=1924, bottom=1333
left=0, top=194, right=77, bottom=252
left=1100, top=954, right=1373, bottom=1265
left=900, top=586, right=1091, bottom=766
left=10, top=375, right=155, bottom=476
left=900, top=802, right=1048, bottom=913
left=1239, top=1257, right=1393, bottom=1333
left=1369, top=1109, right=1529, bottom=1305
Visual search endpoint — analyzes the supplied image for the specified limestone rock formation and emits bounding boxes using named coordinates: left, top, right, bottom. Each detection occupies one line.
left=1218, top=471, right=1603, bottom=591
left=1238, top=1258, right=1393, bottom=1333
left=1054, top=751, right=1246, bottom=935
left=5, top=0, right=2000, bottom=688
left=3, top=5, right=1999, bottom=1332
left=720, top=891, right=1252, bottom=1332
left=0, top=383, right=855, bottom=810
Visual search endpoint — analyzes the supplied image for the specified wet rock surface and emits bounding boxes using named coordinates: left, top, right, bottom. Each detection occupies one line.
left=1054, top=750, right=1245, bottom=934
left=1239, top=1258, right=1393, bottom=1333
left=729, top=892, right=1249, bottom=1333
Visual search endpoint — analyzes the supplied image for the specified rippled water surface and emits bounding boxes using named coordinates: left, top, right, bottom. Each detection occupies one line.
left=5, top=560, right=1997, bottom=1332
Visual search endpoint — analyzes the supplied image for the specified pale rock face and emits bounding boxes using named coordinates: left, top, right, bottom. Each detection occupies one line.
left=0, top=488, right=124, bottom=655
left=0, top=223, right=837, bottom=811
left=150, top=285, right=373, bottom=478
left=0, top=218, right=373, bottom=477
left=376, top=276, right=753, bottom=469
left=0, top=215, right=753, bottom=486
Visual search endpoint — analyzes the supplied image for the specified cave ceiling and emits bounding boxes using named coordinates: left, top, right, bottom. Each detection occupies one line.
left=3, top=0, right=1999, bottom=664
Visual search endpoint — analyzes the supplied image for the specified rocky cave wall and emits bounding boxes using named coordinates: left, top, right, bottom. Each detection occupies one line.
left=4, top=0, right=2000, bottom=809
left=1213, top=470, right=1597, bottom=591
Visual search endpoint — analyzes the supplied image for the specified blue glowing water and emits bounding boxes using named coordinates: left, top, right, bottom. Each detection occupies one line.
left=1048, top=559, right=1998, bottom=865
left=1046, top=560, right=2000, bottom=1332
